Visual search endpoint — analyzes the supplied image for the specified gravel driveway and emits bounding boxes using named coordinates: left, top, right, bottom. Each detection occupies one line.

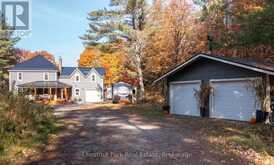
left=25, top=104, right=251, bottom=165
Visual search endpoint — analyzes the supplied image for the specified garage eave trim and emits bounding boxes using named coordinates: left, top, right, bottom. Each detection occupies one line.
left=153, top=54, right=274, bottom=83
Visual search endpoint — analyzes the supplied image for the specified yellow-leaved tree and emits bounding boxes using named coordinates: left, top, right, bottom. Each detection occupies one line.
left=78, top=47, right=125, bottom=86
left=100, top=52, right=124, bottom=86
left=78, top=47, right=101, bottom=67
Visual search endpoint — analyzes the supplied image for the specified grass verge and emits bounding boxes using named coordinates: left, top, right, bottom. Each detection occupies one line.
left=227, top=124, right=274, bottom=156
left=0, top=90, right=59, bottom=164
left=121, top=104, right=165, bottom=118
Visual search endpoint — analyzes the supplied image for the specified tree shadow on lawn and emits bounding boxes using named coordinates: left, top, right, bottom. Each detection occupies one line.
left=23, top=104, right=263, bottom=165
left=165, top=115, right=274, bottom=165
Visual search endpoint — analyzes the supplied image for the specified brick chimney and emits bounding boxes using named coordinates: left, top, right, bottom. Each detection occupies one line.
left=58, top=56, right=62, bottom=73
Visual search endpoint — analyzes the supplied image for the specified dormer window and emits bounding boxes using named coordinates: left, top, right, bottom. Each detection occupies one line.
left=17, top=73, right=23, bottom=81
left=91, top=75, right=95, bottom=81
left=44, top=73, right=49, bottom=81
left=75, top=74, right=80, bottom=82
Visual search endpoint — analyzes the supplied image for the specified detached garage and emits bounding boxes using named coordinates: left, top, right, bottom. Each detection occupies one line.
left=154, top=53, right=274, bottom=122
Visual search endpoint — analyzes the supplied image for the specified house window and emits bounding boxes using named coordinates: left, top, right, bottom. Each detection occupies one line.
left=91, top=75, right=95, bottom=81
left=75, top=88, right=80, bottom=96
left=44, top=73, right=49, bottom=81
left=17, top=73, right=23, bottom=81
left=75, top=74, right=80, bottom=82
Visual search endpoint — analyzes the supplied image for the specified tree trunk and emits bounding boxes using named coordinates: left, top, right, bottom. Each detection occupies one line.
left=265, top=74, right=272, bottom=124
left=136, top=53, right=145, bottom=103
left=132, top=12, right=136, bottom=30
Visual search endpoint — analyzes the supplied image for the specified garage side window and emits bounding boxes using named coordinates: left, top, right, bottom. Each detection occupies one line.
left=75, top=88, right=80, bottom=96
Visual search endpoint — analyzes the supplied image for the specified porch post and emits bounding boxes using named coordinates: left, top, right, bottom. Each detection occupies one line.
left=54, top=88, right=57, bottom=101
left=34, top=88, right=37, bottom=97
left=64, top=88, right=68, bottom=101
left=61, top=89, right=64, bottom=99
left=49, top=88, right=52, bottom=100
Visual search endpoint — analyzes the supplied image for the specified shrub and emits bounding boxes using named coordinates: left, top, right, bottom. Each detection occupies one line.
left=0, top=89, right=57, bottom=162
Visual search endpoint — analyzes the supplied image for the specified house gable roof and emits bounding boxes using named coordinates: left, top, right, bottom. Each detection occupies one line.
left=154, top=53, right=274, bottom=83
left=61, top=67, right=105, bottom=77
left=9, top=55, right=57, bottom=71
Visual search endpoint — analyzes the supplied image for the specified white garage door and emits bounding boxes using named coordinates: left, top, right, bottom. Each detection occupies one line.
left=85, top=90, right=101, bottom=103
left=210, top=79, right=259, bottom=121
left=170, top=81, right=201, bottom=116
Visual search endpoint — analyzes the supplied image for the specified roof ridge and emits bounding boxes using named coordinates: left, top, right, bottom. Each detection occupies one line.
left=62, top=66, right=103, bottom=68
left=205, top=53, right=274, bottom=65
left=61, top=66, right=105, bottom=76
left=9, top=55, right=57, bottom=71
left=153, top=53, right=274, bottom=83
left=15, top=54, right=44, bottom=65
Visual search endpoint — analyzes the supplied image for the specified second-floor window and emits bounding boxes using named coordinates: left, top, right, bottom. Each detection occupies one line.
left=75, top=88, right=80, bottom=96
left=17, top=73, right=23, bottom=81
left=91, top=75, right=95, bottom=81
left=75, top=74, right=80, bottom=82
left=44, top=73, right=49, bottom=81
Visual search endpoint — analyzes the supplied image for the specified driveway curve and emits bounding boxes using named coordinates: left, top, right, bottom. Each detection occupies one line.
left=25, top=104, right=251, bottom=165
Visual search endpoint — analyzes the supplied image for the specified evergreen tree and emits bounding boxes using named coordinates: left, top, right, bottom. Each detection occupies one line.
left=81, top=0, right=147, bottom=102
left=235, top=1, right=274, bottom=47
left=0, top=16, right=20, bottom=88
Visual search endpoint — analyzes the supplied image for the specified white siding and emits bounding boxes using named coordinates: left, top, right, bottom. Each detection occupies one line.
left=59, top=69, right=104, bottom=102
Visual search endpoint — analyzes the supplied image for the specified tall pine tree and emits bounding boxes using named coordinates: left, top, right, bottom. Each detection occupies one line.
left=0, top=15, right=20, bottom=88
left=81, top=0, right=147, bottom=102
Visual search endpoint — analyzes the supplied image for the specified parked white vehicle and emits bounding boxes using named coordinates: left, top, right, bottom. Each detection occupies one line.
left=107, top=82, right=136, bottom=103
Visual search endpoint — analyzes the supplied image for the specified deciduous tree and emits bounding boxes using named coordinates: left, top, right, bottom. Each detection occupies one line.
left=143, top=0, right=207, bottom=80
left=194, top=0, right=274, bottom=61
left=78, top=47, right=125, bottom=85
left=78, top=47, right=101, bottom=67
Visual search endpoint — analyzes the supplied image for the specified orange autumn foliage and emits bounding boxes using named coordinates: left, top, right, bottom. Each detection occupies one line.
left=203, top=0, right=274, bottom=61
left=100, top=52, right=124, bottom=85
left=143, top=0, right=207, bottom=79
left=78, top=47, right=101, bottom=67
left=78, top=47, right=125, bottom=85
left=19, top=50, right=55, bottom=64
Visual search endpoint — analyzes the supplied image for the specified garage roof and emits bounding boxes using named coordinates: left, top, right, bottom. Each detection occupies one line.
left=154, top=53, right=274, bottom=83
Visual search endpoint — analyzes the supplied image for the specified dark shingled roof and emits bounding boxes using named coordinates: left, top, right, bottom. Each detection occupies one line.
left=61, top=67, right=106, bottom=76
left=17, top=81, right=71, bottom=88
left=9, top=55, right=57, bottom=70
left=208, top=54, right=274, bottom=73
left=154, top=53, right=274, bottom=83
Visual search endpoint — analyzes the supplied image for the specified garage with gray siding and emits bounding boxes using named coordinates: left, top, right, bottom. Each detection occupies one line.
left=155, top=54, right=274, bottom=121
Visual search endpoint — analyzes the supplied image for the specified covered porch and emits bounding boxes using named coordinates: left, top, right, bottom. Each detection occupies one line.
left=17, top=81, right=72, bottom=102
